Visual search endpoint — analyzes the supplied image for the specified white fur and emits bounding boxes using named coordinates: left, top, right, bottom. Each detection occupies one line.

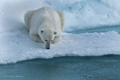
left=24, top=7, right=64, bottom=49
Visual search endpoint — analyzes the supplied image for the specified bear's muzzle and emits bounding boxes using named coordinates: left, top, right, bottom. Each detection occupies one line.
left=45, top=42, right=50, bottom=49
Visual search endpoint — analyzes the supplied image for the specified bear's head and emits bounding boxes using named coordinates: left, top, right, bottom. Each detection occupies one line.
left=38, top=29, right=57, bottom=49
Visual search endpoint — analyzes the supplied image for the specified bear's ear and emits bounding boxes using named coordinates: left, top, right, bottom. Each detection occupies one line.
left=54, top=32, right=57, bottom=34
left=41, top=30, right=44, bottom=33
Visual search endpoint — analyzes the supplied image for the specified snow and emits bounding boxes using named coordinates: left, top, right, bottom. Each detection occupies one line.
left=0, top=0, right=120, bottom=64
left=63, top=0, right=120, bottom=31
left=1, top=31, right=120, bottom=64
left=1, top=0, right=120, bottom=32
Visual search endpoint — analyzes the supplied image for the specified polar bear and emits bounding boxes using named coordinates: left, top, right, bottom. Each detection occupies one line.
left=24, top=7, right=64, bottom=49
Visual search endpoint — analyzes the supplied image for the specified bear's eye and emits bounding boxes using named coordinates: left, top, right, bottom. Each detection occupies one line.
left=45, top=40, right=48, bottom=42
left=54, top=32, right=57, bottom=34
left=41, top=30, right=44, bottom=33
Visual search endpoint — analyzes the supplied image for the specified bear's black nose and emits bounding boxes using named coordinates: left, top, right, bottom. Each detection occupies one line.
left=46, top=47, right=50, bottom=49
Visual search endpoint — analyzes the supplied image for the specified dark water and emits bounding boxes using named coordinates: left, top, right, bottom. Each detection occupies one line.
left=0, top=55, right=120, bottom=80
left=65, top=25, right=120, bottom=34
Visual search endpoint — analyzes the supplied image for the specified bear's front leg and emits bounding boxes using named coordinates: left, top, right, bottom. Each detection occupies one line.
left=30, top=34, right=43, bottom=43
left=52, top=36, right=61, bottom=44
